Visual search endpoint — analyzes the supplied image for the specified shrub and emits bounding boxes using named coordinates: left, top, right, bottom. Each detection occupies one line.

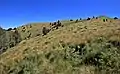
left=42, top=27, right=50, bottom=36
left=13, top=27, right=17, bottom=30
left=106, top=19, right=108, bottom=22
left=66, top=37, right=120, bottom=73
left=9, top=42, right=15, bottom=48
left=22, top=26, right=25, bottom=29
left=103, top=19, right=106, bottom=22
left=50, top=23, right=52, bottom=25
left=53, top=22, right=57, bottom=25
left=96, top=17, right=98, bottom=19
left=57, top=20, right=60, bottom=24
left=70, top=19, right=73, bottom=21
left=75, top=19, right=78, bottom=23
left=114, top=17, right=118, bottom=20
left=7, top=28, right=12, bottom=31
left=87, top=17, right=91, bottom=20
left=80, top=18, right=82, bottom=20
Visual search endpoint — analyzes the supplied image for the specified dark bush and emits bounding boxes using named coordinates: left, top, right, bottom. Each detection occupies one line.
left=22, top=26, right=25, bottom=29
left=50, top=23, right=52, bottom=25
left=42, top=27, right=50, bottom=36
left=13, top=27, right=17, bottom=30
left=75, top=19, right=78, bottom=23
left=53, top=22, right=57, bottom=25
left=57, top=20, right=62, bottom=26
left=7, top=28, right=12, bottom=31
left=22, top=29, right=26, bottom=32
left=103, top=19, right=106, bottom=22
left=9, top=42, right=15, bottom=48
left=96, top=17, right=98, bottom=19
left=80, top=18, right=82, bottom=20
left=106, top=19, right=108, bottom=22
left=70, top=19, right=73, bottom=21
left=57, top=20, right=60, bottom=24
left=52, top=23, right=54, bottom=26
left=0, top=28, right=21, bottom=54
left=61, top=25, right=64, bottom=27
left=87, top=17, right=91, bottom=20
left=114, top=17, right=118, bottom=20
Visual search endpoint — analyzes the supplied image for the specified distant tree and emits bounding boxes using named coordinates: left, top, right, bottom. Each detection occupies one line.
left=96, top=17, right=98, bottom=19
left=58, top=22, right=62, bottom=26
left=114, top=17, right=118, bottom=20
left=53, top=22, right=57, bottom=25
left=42, top=27, right=46, bottom=35
left=13, top=27, right=17, bottom=30
left=106, top=19, right=108, bottom=22
left=57, top=20, right=60, bottom=24
left=50, top=23, right=52, bottom=25
left=75, top=19, right=78, bottom=23
left=80, top=18, right=82, bottom=20
left=70, top=19, right=73, bottom=21
left=57, top=20, right=61, bottom=26
left=93, top=16, right=95, bottom=19
left=87, top=17, right=91, bottom=20
left=7, top=28, right=12, bottom=31
left=103, top=19, right=106, bottom=22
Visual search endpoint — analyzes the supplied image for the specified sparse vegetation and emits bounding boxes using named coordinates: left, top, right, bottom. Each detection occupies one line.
left=7, top=28, right=12, bottom=31
left=87, top=17, right=91, bottom=20
left=0, top=16, right=120, bottom=74
left=114, top=17, right=118, bottom=20
left=80, top=18, right=82, bottom=20
left=42, top=27, right=50, bottom=36
left=0, top=28, right=21, bottom=54
left=75, top=19, right=78, bottom=23
left=70, top=19, right=73, bottom=21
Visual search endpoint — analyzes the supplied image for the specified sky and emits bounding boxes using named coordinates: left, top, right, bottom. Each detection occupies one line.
left=0, top=0, right=120, bottom=29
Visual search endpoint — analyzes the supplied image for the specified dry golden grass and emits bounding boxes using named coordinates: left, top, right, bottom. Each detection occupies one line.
left=0, top=17, right=120, bottom=74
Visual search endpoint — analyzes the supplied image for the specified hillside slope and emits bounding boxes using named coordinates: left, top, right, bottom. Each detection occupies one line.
left=0, top=16, right=120, bottom=74
left=0, top=28, right=21, bottom=54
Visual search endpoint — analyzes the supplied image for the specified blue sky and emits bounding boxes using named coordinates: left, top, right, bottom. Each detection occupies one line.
left=0, top=0, right=120, bottom=29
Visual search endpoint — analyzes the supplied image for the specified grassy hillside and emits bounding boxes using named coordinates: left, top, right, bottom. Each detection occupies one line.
left=0, top=16, right=120, bottom=74
left=0, top=28, right=21, bottom=54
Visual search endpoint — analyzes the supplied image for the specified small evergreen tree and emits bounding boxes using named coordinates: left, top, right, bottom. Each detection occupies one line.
left=80, top=18, right=82, bottom=20
left=70, top=19, right=73, bottom=21
left=114, top=17, right=118, bottom=20
left=87, top=17, right=91, bottom=20
left=7, top=28, right=12, bottom=31
left=75, top=19, right=78, bottom=23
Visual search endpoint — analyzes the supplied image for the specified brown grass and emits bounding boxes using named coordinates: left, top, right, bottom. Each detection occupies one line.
left=0, top=17, right=120, bottom=74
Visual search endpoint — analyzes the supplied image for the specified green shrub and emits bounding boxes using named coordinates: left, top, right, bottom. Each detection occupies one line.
left=66, top=37, right=120, bottom=73
left=114, top=17, right=118, bottom=20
